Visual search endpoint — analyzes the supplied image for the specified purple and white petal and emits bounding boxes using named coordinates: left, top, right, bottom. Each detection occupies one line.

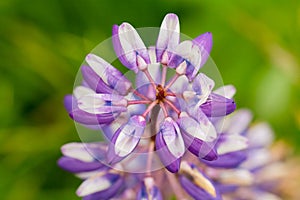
left=193, top=32, right=213, bottom=69
left=217, top=134, right=248, bottom=155
left=61, top=142, right=107, bottom=162
left=77, top=173, right=123, bottom=199
left=202, top=150, right=247, bottom=168
left=77, top=93, right=127, bottom=114
left=200, top=93, right=236, bottom=117
left=113, top=23, right=150, bottom=73
left=107, top=115, right=146, bottom=164
left=58, top=157, right=104, bottom=173
left=156, top=13, right=180, bottom=63
left=85, top=53, right=132, bottom=95
left=178, top=112, right=217, bottom=160
left=219, top=109, right=253, bottom=135
left=81, top=66, right=113, bottom=94
left=179, top=161, right=220, bottom=200
left=213, top=85, right=236, bottom=99
left=246, top=122, right=274, bottom=148
left=155, top=117, right=185, bottom=173
left=168, top=40, right=201, bottom=81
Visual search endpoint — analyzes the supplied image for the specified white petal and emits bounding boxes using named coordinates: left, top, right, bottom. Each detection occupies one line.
left=61, top=143, right=95, bottom=162
left=221, top=109, right=253, bottom=135
left=114, top=116, right=145, bottom=157
left=218, top=169, right=254, bottom=186
left=85, top=54, right=109, bottom=83
left=246, top=122, right=274, bottom=148
left=157, top=13, right=180, bottom=51
left=76, top=175, right=111, bottom=197
left=241, top=148, right=272, bottom=169
left=193, top=73, right=215, bottom=106
left=214, top=85, right=236, bottom=99
left=175, top=40, right=201, bottom=69
left=217, top=134, right=248, bottom=155
left=119, top=23, right=147, bottom=62
left=73, top=86, right=95, bottom=100
left=163, top=118, right=185, bottom=157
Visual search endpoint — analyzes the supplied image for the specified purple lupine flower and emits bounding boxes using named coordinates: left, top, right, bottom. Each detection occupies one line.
left=63, top=13, right=236, bottom=170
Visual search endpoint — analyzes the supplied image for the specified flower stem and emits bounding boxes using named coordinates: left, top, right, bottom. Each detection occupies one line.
left=164, top=99, right=181, bottom=115
left=146, top=141, right=155, bottom=176
left=164, top=73, right=179, bottom=90
left=143, top=68, right=156, bottom=89
left=165, top=169, right=187, bottom=199
left=161, top=65, right=167, bottom=87
left=127, top=100, right=152, bottom=105
left=142, top=100, right=158, bottom=118
left=131, top=88, right=150, bottom=101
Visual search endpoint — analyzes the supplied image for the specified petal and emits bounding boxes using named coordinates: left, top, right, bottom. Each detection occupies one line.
left=193, top=32, right=213, bottom=69
left=64, top=95, right=75, bottom=112
left=77, top=173, right=123, bottom=199
left=107, top=115, right=146, bottom=164
left=188, top=109, right=218, bottom=141
left=192, top=73, right=215, bottom=104
left=200, top=93, right=236, bottom=117
left=217, top=134, right=248, bottom=155
left=81, top=65, right=113, bottom=94
left=77, top=93, right=127, bottom=114
left=181, top=131, right=217, bottom=161
left=169, top=40, right=202, bottom=81
left=113, top=23, right=150, bottom=73
left=246, top=122, right=274, bottom=148
left=58, top=157, right=104, bottom=173
left=213, top=85, right=236, bottom=99
left=156, top=13, right=180, bottom=62
left=178, top=112, right=216, bottom=142
left=69, top=108, right=116, bottom=125
left=220, top=109, right=253, bottom=135
left=179, top=161, right=220, bottom=200
left=61, top=142, right=107, bottom=162
left=202, top=150, right=247, bottom=168
left=155, top=117, right=185, bottom=173
left=85, top=53, right=132, bottom=95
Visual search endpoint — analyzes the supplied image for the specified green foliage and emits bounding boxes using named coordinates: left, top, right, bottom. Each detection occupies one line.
left=0, top=0, right=299, bottom=199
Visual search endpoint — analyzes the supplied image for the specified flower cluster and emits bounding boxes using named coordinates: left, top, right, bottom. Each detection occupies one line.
left=59, top=13, right=289, bottom=200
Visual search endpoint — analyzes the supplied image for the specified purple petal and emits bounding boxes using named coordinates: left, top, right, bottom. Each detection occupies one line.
left=58, top=157, right=105, bottom=173
left=202, top=150, right=247, bottom=168
left=200, top=93, right=236, bottom=117
left=107, top=115, right=146, bottom=164
left=81, top=66, right=113, bottom=94
left=155, top=117, right=185, bottom=173
left=69, top=109, right=116, bottom=125
left=77, top=173, right=123, bottom=199
left=193, top=32, right=212, bottom=69
left=181, top=131, right=217, bottom=161
left=61, top=142, right=107, bottom=162
left=77, top=93, right=127, bottom=114
left=85, top=53, right=132, bottom=95
left=64, top=95, right=74, bottom=112
left=156, top=13, right=180, bottom=63
left=112, top=23, right=150, bottom=73
left=179, top=162, right=220, bottom=200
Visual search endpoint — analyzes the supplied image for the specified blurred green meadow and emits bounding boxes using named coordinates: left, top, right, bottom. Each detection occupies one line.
left=0, top=0, right=299, bottom=199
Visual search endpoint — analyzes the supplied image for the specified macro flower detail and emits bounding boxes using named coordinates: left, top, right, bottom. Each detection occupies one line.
left=57, top=13, right=296, bottom=200
left=63, top=13, right=237, bottom=171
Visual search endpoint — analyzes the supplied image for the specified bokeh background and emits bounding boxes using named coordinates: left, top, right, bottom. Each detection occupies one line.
left=0, top=0, right=299, bottom=199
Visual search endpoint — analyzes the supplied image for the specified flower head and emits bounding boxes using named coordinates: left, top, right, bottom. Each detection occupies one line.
left=64, top=13, right=236, bottom=171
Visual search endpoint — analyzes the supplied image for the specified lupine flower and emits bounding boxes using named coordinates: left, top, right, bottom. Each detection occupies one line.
left=64, top=13, right=236, bottom=172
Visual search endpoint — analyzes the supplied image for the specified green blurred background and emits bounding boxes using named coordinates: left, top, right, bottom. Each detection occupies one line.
left=0, top=0, right=299, bottom=199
